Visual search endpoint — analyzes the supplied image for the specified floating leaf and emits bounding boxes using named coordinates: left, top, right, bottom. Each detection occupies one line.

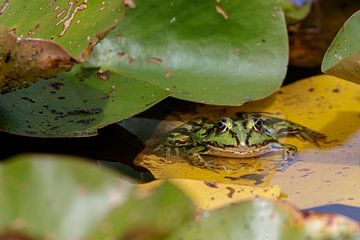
left=135, top=74, right=360, bottom=208
left=0, top=66, right=169, bottom=137
left=88, top=0, right=288, bottom=105
left=322, top=10, right=360, bottom=84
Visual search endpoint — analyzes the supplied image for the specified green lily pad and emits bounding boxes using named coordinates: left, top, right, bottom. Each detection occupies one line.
left=322, top=10, right=360, bottom=84
left=0, top=155, right=193, bottom=239
left=88, top=0, right=288, bottom=105
left=0, top=0, right=124, bottom=58
left=0, top=66, right=169, bottom=137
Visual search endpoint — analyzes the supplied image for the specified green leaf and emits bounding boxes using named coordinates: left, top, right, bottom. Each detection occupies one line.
left=0, top=155, right=193, bottom=240
left=0, top=0, right=124, bottom=57
left=170, top=200, right=301, bottom=240
left=0, top=66, right=169, bottom=137
left=322, top=10, right=360, bottom=84
left=88, top=0, right=288, bottom=105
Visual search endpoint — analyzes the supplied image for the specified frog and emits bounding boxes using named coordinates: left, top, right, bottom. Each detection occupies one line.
left=156, top=112, right=327, bottom=171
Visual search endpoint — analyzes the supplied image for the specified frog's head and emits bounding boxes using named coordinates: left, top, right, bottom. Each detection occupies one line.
left=214, top=117, right=234, bottom=133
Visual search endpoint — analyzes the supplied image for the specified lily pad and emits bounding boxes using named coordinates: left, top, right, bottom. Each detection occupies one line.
left=0, top=0, right=124, bottom=58
left=0, top=66, right=169, bottom=137
left=322, top=10, right=360, bottom=84
left=88, top=0, right=288, bottom=105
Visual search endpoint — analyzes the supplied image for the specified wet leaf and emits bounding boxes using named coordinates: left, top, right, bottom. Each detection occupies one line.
left=0, top=0, right=124, bottom=58
left=322, top=10, right=360, bottom=84
left=0, top=155, right=193, bottom=240
left=88, top=0, right=288, bottom=105
left=170, top=199, right=360, bottom=240
left=135, top=74, right=360, bottom=208
left=0, top=66, right=169, bottom=137
left=0, top=25, right=77, bottom=93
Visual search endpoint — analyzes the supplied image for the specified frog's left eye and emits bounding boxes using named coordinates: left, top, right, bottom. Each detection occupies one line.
left=253, top=119, right=263, bottom=132
left=216, top=118, right=228, bottom=133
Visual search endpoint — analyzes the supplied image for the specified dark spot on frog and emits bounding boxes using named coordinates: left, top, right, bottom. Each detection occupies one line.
left=50, top=91, right=56, bottom=94
left=21, top=97, right=35, bottom=103
left=42, top=104, right=49, bottom=109
left=128, top=56, right=135, bottom=64
left=57, top=96, right=66, bottom=100
left=332, top=88, right=340, bottom=93
left=225, top=174, right=265, bottom=185
left=204, top=181, right=218, bottom=188
left=226, top=187, right=235, bottom=198
left=4, top=51, right=11, bottom=63
left=308, top=88, right=314, bottom=92
left=261, top=39, right=266, bottom=43
left=50, top=82, right=64, bottom=90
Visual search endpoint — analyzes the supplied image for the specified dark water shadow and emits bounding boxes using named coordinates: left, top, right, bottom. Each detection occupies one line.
left=304, top=204, right=360, bottom=223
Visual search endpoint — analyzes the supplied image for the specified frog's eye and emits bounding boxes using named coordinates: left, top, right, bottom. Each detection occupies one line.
left=253, top=118, right=263, bottom=132
left=216, top=118, right=228, bottom=133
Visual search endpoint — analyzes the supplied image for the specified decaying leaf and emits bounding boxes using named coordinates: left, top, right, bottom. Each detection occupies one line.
left=0, top=25, right=77, bottom=92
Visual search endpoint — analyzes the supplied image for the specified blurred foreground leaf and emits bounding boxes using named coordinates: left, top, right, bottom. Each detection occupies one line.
left=0, top=155, right=358, bottom=239
left=89, top=0, right=288, bottom=105
left=322, top=10, right=360, bottom=84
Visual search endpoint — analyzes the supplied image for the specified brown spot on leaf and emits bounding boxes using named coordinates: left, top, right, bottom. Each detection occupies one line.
left=128, top=56, right=135, bottom=64
left=215, top=5, right=228, bottom=20
left=165, top=69, right=172, bottom=78
left=124, top=0, right=136, bottom=9
left=147, top=57, right=163, bottom=64
left=204, top=181, right=218, bottom=188
left=332, top=88, right=340, bottom=93
left=226, top=187, right=235, bottom=198
left=0, top=230, right=34, bottom=240
left=0, top=0, right=9, bottom=15
left=96, top=70, right=111, bottom=80
left=234, top=48, right=241, bottom=55
left=117, top=51, right=126, bottom=58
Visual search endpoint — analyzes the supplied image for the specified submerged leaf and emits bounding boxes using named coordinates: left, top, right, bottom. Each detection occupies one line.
left=88, top=0, right=288, bottom=105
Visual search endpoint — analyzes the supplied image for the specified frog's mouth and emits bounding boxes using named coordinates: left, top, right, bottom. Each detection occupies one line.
left=205, top=144, right=271, bottom=158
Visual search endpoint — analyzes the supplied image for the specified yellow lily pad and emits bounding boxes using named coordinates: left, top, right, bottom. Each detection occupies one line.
left=137, top=179, right=282, bottom=211
left=135, top=75, right=360, bottom=208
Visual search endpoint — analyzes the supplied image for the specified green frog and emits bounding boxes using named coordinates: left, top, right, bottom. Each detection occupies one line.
left=157, top=112, right=326, bottom=171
